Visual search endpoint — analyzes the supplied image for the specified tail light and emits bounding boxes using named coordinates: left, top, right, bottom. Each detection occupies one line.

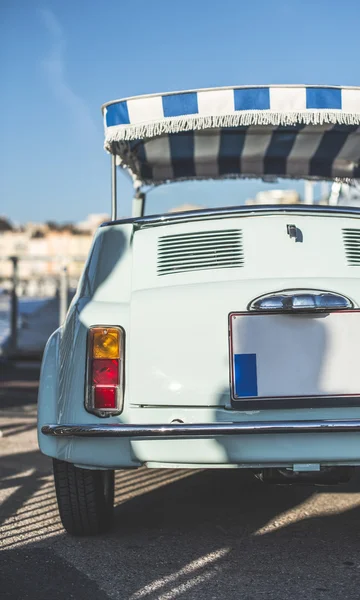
left=86, top=326, right=124, bottom=416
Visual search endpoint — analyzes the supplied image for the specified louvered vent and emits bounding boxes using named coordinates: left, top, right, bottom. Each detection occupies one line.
left=343, top=229, right=360, bottom=265
left=157, top=229, right=244, bottom=275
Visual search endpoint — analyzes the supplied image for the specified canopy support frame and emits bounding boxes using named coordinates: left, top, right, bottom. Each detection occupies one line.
left=111, top=154, right=117, bottom=221
left=132, top=190, right=146, bottom=218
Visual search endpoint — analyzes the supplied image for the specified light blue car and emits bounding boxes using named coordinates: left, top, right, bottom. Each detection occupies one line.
left=38, top=84, right=360, bottom=535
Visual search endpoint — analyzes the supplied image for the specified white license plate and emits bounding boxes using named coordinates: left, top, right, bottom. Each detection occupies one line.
left=230, top=311, right=360, bottom=400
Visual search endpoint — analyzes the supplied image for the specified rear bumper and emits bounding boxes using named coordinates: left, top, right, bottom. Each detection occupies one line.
left=41, top=419, right=360, bottom=438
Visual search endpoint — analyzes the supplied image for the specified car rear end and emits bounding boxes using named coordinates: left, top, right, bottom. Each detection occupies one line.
left=39, top=206, right=360, bottom=475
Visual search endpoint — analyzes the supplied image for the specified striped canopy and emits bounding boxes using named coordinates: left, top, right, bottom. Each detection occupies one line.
left=102, top=85, right=360, bottom=187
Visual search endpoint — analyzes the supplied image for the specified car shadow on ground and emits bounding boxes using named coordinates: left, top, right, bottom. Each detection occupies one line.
left=110, top=468, right=360, bottom=598
left=2, top=441, right=360, bottom=599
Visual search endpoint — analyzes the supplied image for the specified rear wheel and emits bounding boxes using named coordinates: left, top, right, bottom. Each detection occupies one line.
left=53, top=459, right=114, bottom=536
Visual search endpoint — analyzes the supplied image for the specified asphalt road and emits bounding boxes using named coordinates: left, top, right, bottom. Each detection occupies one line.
left=1, top=362, right=360, bottom=600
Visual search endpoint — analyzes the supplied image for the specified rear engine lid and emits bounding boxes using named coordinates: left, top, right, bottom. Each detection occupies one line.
left=131, top=212, right=360, bottom=291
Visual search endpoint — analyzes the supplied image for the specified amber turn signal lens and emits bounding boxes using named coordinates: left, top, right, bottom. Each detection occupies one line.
left=92, top=327, right=120, bottom=359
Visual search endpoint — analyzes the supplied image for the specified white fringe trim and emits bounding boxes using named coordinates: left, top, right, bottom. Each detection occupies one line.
left=104, top=111, right=360, bottom=145
left=145, top=174, right=359, bottom=187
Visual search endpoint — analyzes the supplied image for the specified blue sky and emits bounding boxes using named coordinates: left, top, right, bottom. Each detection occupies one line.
left=1, top=0, right=359, bottom=224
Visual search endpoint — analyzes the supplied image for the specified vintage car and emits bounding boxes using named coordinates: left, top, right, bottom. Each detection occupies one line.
left=38, top=84, right=360, bottom=535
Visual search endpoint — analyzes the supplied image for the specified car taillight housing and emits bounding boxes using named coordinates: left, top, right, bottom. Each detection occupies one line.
left=86, top=326, right=124, bottom=416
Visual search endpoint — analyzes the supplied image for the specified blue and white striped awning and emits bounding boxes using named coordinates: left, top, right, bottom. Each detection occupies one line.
left=102, top=85, right=360, bottom=186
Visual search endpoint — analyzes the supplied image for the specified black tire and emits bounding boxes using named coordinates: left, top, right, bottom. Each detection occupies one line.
left=53, top=458, right=114, bottom=536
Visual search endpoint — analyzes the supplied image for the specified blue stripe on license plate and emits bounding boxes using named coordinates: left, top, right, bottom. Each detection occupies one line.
left=234, top=353, right=258, bottom=397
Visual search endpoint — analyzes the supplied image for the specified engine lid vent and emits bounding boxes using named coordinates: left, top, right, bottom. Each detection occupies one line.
left=343, top=228, right=360, bottom=265
left=157, top=229, right=244, bottom=275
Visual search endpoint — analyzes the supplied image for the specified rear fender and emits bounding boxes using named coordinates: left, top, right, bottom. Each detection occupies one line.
left=37, top=327, right=61, bottom=457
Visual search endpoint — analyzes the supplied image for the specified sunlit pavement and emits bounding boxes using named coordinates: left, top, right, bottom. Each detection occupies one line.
left=1, top=364, right=360, bottom=599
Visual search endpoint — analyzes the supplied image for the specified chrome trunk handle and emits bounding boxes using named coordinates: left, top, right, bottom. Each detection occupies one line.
left=250, top=292, right=352, bottom=312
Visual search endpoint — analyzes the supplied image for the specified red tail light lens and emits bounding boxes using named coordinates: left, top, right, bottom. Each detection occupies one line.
left=86, top=326, right=124, bottom=416
left=94, top=387, right=117, bottom=409
left=92, top=360, right=119, bottom=386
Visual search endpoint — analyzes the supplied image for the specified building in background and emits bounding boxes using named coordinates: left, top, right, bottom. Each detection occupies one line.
left=0, top=214, right=109, bottom=296
left=246, top=189, right=301, bottom=205
left=168, top=204, right=205, bottom=213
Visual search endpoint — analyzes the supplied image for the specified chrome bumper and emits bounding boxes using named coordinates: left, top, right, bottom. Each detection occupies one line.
left=41, top=420, right=360, bottom=438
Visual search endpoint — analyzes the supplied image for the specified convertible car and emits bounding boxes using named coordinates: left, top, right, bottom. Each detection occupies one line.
left=38, top=85, right=360, bottom=535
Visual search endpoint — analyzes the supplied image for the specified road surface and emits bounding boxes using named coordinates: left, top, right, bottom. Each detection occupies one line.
left=1, top=362, right=360, bottom=599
